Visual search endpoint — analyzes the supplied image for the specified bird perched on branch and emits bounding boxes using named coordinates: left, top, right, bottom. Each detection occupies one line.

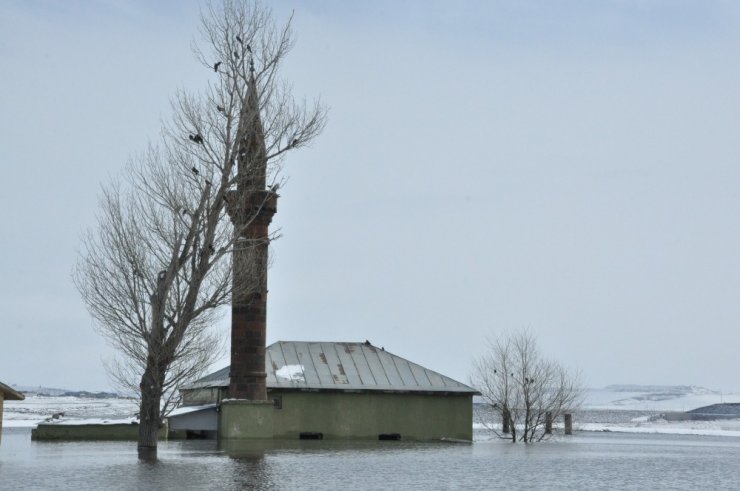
left=191, top=167, right=199, bottom=175
left=236, top=35, right=243, bottom=44
left=216, top=105, right=225, bottom=113
left=213, top=61, right=222, bottom=72
left=246, top=43, right=252, bottom=54
left=189, top=134, right=204, bottom=144
left=234, top=50, right=240, bottom=59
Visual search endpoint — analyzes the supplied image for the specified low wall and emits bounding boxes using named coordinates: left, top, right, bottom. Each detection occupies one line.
left=32, top=423, right=167, bottom=441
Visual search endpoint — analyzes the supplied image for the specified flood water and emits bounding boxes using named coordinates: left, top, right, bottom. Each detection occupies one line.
left=2, top=427, right=740, bottom=490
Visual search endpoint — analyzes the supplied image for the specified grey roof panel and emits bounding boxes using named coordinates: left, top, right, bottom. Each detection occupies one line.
left=321, top=343, right=349, bottom=385
left=308, top=342, right=334, bottom=385
left=348, top=343, right=377, bottom=385
left=362, top=346, right=390, bottom=386
left=409, top=362, right=433, bottom=386
left=334, top=342, right=364, bottom=386
left=183, top=341, right=478, bottom=394
left=376, top=350, right=404, bottom=387
left=392, top=354, right=421, bottom=386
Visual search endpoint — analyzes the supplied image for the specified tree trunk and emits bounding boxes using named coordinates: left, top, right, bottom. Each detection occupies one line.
left=509, top=412, right=516, bottom=442
left=138, top=365, right=163, bottom=460
left=139, top=278, right=167, bottom=460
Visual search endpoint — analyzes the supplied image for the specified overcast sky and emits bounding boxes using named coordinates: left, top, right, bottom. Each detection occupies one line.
left=2, top=0, right=740, bottom=393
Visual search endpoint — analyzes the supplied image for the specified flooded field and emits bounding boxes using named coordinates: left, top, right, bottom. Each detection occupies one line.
left=2, top=427, right=740, bottom=490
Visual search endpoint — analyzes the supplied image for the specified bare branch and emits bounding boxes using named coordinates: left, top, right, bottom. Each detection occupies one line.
left=471, top=330, right=583, bottom=443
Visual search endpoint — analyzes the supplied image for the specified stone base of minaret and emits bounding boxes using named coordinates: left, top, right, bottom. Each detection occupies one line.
left=219, top=399, right=274, bottom=439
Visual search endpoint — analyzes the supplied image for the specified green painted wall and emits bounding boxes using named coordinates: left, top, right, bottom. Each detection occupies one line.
left=183, top=387, right=474, bottom=441
left=270, top=391, right=473, bottom=441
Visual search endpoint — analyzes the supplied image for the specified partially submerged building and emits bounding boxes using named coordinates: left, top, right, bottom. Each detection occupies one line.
left=0, top=381, right=24, bottom=441
left=170, top=341, right=478, bottom=441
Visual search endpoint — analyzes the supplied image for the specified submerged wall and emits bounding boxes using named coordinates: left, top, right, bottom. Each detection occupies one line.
left=32, top=423, right=167, bottom=441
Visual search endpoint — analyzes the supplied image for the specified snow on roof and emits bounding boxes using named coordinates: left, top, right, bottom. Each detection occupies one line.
left=182, top=341, right=478, bottom=394
left=167, top=404, right=217, bottom=417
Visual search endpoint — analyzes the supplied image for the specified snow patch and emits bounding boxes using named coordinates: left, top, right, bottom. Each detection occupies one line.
left=45, top=417, right=139, bottom=426
left=580, top=420, right=740, bottom=438
left=168, top=404, right=217, bottom=417
left=275, top=364, right=305, bottom=382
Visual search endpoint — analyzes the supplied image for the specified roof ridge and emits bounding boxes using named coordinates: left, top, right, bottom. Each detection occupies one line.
left=184, top=341, right=478, bottom=394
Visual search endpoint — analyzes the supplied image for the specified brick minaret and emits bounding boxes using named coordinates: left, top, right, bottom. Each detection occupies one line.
left=226, top=68, right=277, bottom=401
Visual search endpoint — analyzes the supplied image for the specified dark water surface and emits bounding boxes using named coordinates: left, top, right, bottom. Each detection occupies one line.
left=2, top=428, right=740, bottom=490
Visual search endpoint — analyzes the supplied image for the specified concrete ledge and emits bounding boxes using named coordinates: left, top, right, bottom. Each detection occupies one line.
left=31, top=423, right=167, bottom=441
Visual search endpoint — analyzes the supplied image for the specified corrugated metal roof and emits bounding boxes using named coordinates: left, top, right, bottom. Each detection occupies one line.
left=182, top=341, right=478, bottom=394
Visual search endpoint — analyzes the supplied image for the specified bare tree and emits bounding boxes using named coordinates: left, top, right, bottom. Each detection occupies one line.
left=472, top=331, right=583, bottom=443
left=74, top=0, right=326, bottom=459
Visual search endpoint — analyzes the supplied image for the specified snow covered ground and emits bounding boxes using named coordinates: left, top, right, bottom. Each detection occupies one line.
left=5, top=384, right=740, bottom=438
left=574, top=385, right=740, bottom=438
left=476, top=384, right=740, bottom=438
left=2, top=395, right=138, bottom=428
left=577, top=418, right=740, bottom=437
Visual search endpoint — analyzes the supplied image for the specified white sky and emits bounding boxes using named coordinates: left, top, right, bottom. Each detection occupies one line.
left=2, top=0, right=740, bottom=392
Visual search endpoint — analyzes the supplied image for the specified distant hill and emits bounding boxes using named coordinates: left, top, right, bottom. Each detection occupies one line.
left=688, top=403, right=740, bottom=416
left=12, top=385, right=122, bottom=399
left=604, top=385, right=717, bottom=397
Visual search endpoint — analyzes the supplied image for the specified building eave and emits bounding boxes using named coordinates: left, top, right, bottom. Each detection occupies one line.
left=0, top=381, right=25, bottom=400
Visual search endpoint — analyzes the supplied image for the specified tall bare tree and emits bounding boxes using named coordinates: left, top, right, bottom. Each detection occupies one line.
left=472, top=331, right=583, bottom=443
left=74, top=0, right=326, bottom=459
